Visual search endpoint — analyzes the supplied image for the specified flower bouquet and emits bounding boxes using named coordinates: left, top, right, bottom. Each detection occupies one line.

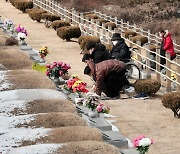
left=39, top=46, right=49, bottom=58
left=64, top=76, right=89, bottom=96
left=96, top=104, right=110, bottom=114
left=15, top=25, right=28, bottom=36
left=84, top=92, right=100, bottom=111
left=46, top=61, right=71, bottom=79
left=3, top=19, right=14, bottom=30
left=133, top=135, right=153, bottom=154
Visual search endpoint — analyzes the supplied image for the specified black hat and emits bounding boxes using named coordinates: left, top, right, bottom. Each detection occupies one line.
left=111, top=33, right=121, bottom=41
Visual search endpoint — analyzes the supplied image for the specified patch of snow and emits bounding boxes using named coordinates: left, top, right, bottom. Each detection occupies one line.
left=8, top=143, right=65, bottom=154
left=0, top=70, right=12, bottom=91
left=0, top=128, right=51, bottom=153
left=0, top=114, right=36, bottom=131
left=0, top=100, right=27, bottom=116
left=0, top=89, right=67, bottom=103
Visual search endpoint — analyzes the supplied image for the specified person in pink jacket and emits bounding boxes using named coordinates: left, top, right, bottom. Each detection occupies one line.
left=159, top=28, right=176, bottom=70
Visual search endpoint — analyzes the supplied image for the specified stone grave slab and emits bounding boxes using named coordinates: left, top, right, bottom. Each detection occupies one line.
left=76, top=105, right=90, bottom=115
left=101, top=131, right=128, bottom=148
left=82, top=114, right=112, bottom=131
left=20, top=44, right=32, bottom=51
left=120, top=149, right=139, bottom=154
left=30, top=55, right=45, bottom=63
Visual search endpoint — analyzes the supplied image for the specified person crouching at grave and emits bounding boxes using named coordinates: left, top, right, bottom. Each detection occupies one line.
left=82, top=41, right=112, bottom=64
left=84, top=59, right=130, bottom=99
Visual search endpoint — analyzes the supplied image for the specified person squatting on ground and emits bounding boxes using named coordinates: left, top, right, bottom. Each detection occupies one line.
left=110, top=33, right=131, bottom=63
left=84, top=59, right=130, bottom=99
left=82, top=42, right=112, bottom=64
left=159, top=28, right=176, bottom=70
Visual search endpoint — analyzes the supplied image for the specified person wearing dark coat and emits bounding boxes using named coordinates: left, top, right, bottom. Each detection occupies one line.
left=82, top=42, right=112, bottom=64
left=84, top=59, right=130, bottom=98
left=110, top=33, right=131, bottom=63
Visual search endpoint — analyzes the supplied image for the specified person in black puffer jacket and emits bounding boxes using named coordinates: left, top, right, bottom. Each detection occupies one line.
left=82, top=41, right=112, bottom=64
left=110, top=33, right=131, bottom=63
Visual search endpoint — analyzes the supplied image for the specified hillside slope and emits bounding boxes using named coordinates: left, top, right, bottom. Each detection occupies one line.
left=56, top=0, right=180, bottom=43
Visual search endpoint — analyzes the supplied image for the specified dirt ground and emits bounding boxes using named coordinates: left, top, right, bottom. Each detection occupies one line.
left=0, top=1, right=180, bottom=153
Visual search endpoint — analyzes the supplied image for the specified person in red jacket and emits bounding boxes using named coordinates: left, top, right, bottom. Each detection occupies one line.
left=159, top=29, right=176, bottom=70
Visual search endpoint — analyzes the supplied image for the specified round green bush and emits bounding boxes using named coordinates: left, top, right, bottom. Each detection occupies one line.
left=134, top=79, right=161, bottom=94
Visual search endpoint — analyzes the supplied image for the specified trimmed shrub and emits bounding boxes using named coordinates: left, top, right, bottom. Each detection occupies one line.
left=94, top=18, right=109, bottom=26
left=125, top=30, right=137, bottom=38
left=84, top=14, right=99, bottom=20
left=103, top=43, right=113, bottom=52
left=78, top=35, right=100, bottom=51
left=41, top=13, right=60, bottom=22
left=104, top=22, right=116, bottom=30
left=131, top=34, right=148, bottom=46
left=51, top=20, right=71, bottom=30
left=28, top=9, right=47, bottom=22
left=14, top=0, right=33, bottom=13
left=57, top=26, right=81, bottom=41
left=162, top=92, right=180, bottom=118
left=9, top=0, right=18, bottom=6
left=134, top=79, right=161, bottom=94
left=5, top=36, right=19, bottom=46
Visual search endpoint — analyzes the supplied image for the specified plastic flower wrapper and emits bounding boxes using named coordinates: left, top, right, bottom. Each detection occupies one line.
left=4, top=19, right=14, bottom=29
left=132, top=135, right=153, bottom=154
left=96, top=103, right=110, bottom=114
left=39, top=46, right=49, bottom=58
left=84, top=92, right=101, bottom=111
left=17, top=32, right=26, bottom=41
left=45, top=61, right=71, bottom=79
left=16, top=25, right=28, bottom=36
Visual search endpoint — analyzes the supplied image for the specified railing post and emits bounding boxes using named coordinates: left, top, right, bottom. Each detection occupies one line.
left=156, top=47, right=161, bottom=81
left=108, top=25, right=112, bottom=44
left=96, top=20, right=100, bottom=38
left=155, top=33, right=159, bottom=46
left=71, top=8, right=75, bottom=25
left=176, top=56, right=180, bottom=91
left=64, top=7, right=68, bottom=21
left=148, top=29, right=151, bottom=44
left=165, top=52, right=171, bottom=92
left=136, top=40, right=142, bottom=69
left=91, top=18, right=95, bottom=36
left=102, top=23, right=106, bottom=43
left=85, top=17, right=90, bottom=34
left=133, top=24, right=137, bottom=32
left=145, top=44, right=151, bottom=78
left=114, top=17, right=118, bottom=25
left=127, top=21, right=130, bottom=29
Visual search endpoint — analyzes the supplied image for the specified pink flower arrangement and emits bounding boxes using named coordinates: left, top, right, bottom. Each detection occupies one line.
left=96, top=103, right=110, bottom=114
left=132, top=135, right=153, bottom=154
left=45, top=61, right=71, bottom=78
left=15, top=25, right=28, bottom=36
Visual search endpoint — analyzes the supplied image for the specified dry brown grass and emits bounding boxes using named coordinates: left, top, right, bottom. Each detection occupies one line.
left=5, top=37, right=19, bottom=46
left=0, top=46, right=29, bottom=59
left=7, top=69, right=55, bottom=89
left=0, top=59, right=32, bottom=70
left=26, top=99, right=76, bottom=114
left=0, top=31, right=10, bottom=45
left=27, top=112, right=86, bottom=128
left=40, top=126, right=102, bottom=143
left=57, top=141, right=119, bottom=154
left=10, top=99, right=76, bottom=115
